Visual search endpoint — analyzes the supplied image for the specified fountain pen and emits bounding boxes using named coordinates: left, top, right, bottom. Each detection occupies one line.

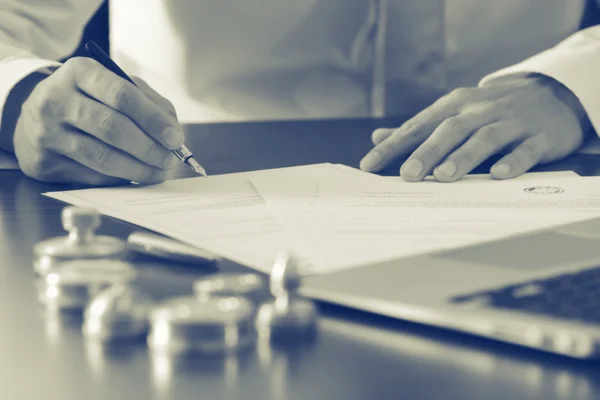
left=84, top=41, right=207, bottom=176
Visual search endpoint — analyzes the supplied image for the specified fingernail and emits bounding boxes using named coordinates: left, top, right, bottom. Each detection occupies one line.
left=402, top=159, right=423, bottom=178
left=437, top=161, right=458, bottom=177
left=492, top=163, right=511, bottom=177
left=360, top=152, right=383, bottom=171
left=163, top=127, right=183, bottom=149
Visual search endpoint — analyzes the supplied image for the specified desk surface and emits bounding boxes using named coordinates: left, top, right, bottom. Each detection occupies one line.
left=1, top=118, right=600, bottom=400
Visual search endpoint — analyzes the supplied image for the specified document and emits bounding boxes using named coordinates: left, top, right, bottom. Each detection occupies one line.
left=45, top=163, right=587, bottom=276
left=253, top=170, right=580, bottom=271
left=311, top=172, right=600, bottom=272
left=45, top=163, right=365, bottom=273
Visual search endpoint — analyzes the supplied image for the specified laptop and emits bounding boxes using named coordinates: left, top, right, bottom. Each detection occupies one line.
left=303, top=215, right=600, bottom=359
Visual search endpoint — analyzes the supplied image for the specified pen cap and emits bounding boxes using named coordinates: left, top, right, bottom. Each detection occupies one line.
left=147, top=296, right=255, bottom=354
left=127, top=232, right=219, bottom=265
left=194, top=273, right=266, bottom=303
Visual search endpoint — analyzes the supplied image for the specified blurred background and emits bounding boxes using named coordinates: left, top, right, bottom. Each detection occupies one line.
left=71, top=1, right=109, bottom=59
left=72, top=0, right=600, bottom=63
left=70, top=0, right=600, bottom=126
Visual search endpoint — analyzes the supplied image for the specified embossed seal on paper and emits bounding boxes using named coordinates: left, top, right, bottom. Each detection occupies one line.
left=523, top=186, right=565, bottom=194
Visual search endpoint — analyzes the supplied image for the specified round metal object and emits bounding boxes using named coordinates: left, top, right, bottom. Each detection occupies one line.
left=269, top=250, right=302, bottom=297
left=193, top=273, right=266, bottom=303
left=62, top=206, right=101, bottom=232
left=34, top=207, right=128, bottom=276
left=148, top=296, right=255, bottom=355
left=34, top=235, right=127, bottom=263
left=255, top=296, right=318, bottom=338
left=38, top=260, right=136, bottom=311
left=83, top=283, right=152, bottom=341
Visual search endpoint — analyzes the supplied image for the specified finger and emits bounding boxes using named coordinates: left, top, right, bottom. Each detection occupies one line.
left=70, top=58, right=184, bottom=150
left=64, top=92, right=178, bottom=169
left=131, top=76, right=178, bottom=118
left=44, top=156, right=128, bottom=186
left=399, top=104, right=498, bottom=181
left=371, top=128, right=394, bottom=145
left=359, top=90, right=469, bottom=172
left=47, top=127, right=167, bottom=184
left=490, top=135, right=552, bottom=180
left=16, top=144, right=127, bottom=186
left=433, top=120, right=523, bottom=182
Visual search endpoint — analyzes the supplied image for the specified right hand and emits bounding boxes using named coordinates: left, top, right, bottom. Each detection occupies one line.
left=13, top=57, right=184, bottom=185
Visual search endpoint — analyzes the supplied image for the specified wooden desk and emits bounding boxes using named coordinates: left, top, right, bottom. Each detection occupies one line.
left=1, top=118, right=599, bottom=400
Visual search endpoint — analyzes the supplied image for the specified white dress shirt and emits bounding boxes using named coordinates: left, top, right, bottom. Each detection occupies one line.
left=0, top=0, right=598, bottom=167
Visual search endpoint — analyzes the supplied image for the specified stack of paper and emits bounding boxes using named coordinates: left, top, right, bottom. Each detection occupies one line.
left=45, top=164, right=600, bottom=276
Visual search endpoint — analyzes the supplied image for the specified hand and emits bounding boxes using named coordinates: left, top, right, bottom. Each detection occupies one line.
left=11, top=57, right=183, bottom=185
left=360, top=75, right=592, bottom=182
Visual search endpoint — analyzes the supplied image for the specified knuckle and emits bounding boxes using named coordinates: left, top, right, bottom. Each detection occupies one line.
left=440, top=117, right=462, bottom=133
left=67, top=57, right=97, bottom=85
left=98, top=114, right=116, bottom=140
left=475, top=126, right=500, bottom=147
left=64, top=97, right=86, bottom=124
left=461, top=100, right=493, bottom=115
left=422, top=142, right=444, bottom=159
left=400, top=120, right=420, bottom=136
left=27, top=122, right=60, bottom=149
left=394, top=121, right=422, bottom=143
left=64, top=56, right=92, bottom=70
left=92, top=145, right=112, bottom=169
left=33, top=129, right=55, bottom=149
left=61, top=57, right=82, bottom=74
left=520, top=140, right=541, bottom=161
left=109, top=82, right=132, bottom=109
left=450, top=87, right=472, bottom=100
left=32, top=88, right=56, bottom=116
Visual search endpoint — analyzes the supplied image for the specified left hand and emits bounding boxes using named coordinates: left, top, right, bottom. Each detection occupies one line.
left=359, top=75, right=592, bottom=182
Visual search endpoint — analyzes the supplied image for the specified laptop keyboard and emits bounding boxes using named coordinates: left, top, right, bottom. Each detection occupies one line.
left=450, top=266, right=600, bottom=324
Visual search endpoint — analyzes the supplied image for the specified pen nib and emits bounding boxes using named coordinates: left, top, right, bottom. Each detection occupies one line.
left=187, top=157, right=207, bottom=176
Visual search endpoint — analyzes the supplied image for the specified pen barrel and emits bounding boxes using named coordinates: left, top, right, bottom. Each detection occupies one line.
left=173, top=145, right=193, bottom=162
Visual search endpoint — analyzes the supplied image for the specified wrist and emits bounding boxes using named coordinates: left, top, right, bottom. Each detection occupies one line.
left=546, top=75, right=594, bottom=138
left=0, top=70, right=52, bottom=154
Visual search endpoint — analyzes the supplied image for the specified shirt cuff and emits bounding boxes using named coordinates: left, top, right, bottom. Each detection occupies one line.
left=479, top=31, right=600, bottom=136
left=0, top=57, right=61, bottom=133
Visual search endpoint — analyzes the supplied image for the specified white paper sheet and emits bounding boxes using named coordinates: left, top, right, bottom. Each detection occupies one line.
left=44, top=163, right=371, bottom=273
left=253, top=170, right=580, bottom=272
left=44, top=165, right=587, bottom=276
left=312, top=173, right=600, bottom=273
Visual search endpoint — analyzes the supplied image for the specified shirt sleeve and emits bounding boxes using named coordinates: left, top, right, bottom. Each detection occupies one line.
left=0, top=0, right=104, bottom=143
left=479, top=25, right=600, bottom=136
